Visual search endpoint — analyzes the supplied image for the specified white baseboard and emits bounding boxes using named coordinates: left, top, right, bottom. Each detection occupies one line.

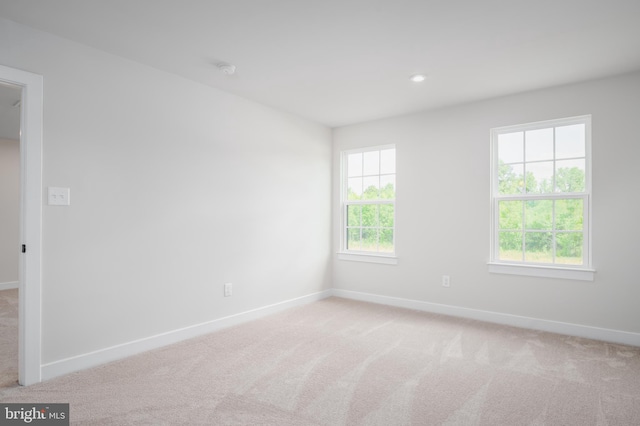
left=0, top=281, right=19, bottom=290
left=332, top=289, right=640, bottom=347
left=41, top=289, right=333, bottom=382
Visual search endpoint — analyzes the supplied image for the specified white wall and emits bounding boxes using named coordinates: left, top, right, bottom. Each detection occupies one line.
left=0, top=138, right=20, bottom=284
left=333, top=71, right=640, bottom=335
left=0, top=17, right=332, bottom=365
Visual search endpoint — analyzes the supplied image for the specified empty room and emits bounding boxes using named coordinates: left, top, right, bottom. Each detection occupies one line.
left=1, top=0, right=639, bottom=424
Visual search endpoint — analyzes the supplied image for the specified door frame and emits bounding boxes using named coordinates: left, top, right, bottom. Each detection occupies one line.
left=0, top=64, right=43, bottom=385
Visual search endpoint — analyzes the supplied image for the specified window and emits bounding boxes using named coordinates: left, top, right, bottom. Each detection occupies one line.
left=340, top=145, right=396, bottom=263
left=489, top=116, right=594, bottom=280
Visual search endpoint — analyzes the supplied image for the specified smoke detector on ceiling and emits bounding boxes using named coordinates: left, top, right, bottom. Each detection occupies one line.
left=217, top=63, right=236, bottom=75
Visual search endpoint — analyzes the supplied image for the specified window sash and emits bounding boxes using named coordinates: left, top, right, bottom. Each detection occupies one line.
left=491, top=195, right=589, bottom=267
left=343, top=200, right=395, bottom=254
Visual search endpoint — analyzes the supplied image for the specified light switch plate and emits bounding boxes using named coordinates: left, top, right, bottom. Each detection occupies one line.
left=48, top=187, right=70, bottom=206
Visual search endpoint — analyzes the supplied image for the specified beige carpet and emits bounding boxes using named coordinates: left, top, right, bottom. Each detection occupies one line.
left=1, top=296, right=640, bottom=425
left=0, top=288, right=18, bottom=388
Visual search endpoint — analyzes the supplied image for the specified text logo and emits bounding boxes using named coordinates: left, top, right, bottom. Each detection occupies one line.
left=1, top=404, right=69, bottom=425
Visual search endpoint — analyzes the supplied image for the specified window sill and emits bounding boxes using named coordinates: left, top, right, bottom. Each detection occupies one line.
left=337, top=252, right=398, bottom=265
left=488, top=262, right=595, bottom=281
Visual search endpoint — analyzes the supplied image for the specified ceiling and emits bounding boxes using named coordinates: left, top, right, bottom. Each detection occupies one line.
left=1, top=0, right=640, bottom=127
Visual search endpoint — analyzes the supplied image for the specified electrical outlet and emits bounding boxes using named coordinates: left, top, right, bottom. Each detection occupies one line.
left=442, top=275, right=450, bottom=287
left=224, top=282, right=232, bottom=297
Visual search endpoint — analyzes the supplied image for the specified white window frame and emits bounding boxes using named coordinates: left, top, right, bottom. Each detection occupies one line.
left=488, top=115, right=595, bottom=281
left=338, top=145, right=397, bottom=265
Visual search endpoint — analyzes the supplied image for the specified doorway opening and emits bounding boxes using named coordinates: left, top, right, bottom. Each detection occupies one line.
left=0, top=64, right=43, bottom=386
left=0, top=81, right=21, bottom=387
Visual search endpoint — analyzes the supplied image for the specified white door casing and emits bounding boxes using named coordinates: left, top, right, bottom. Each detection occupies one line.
left=0, top=64, right=43, bottom=385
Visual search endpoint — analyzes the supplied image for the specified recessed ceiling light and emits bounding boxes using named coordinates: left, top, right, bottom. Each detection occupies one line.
left=410, top=74, right=426, bottom=83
